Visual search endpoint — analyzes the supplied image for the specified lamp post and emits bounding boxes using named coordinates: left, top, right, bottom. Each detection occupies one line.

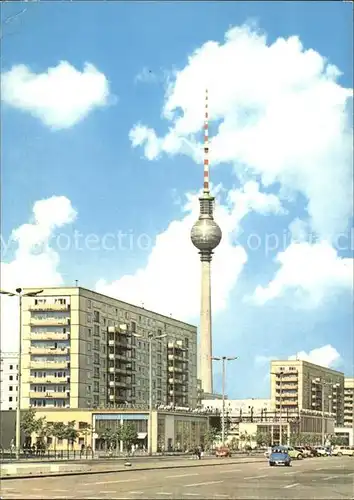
left=313, top=378, right=341, bottom=446
left=0, top=288, right=43, bottom=460
left=271, top=371, right=284, bottom=445
left=134, top=331, right=166, bottom=456
left=212, top=356, right=238, bottom=446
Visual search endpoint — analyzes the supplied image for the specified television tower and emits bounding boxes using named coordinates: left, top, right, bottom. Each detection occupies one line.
left=190, top=89, right=222, bottom=395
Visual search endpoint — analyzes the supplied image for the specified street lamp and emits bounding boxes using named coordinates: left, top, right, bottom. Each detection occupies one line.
left=134, top=331, right=166, bottom=456
left=312, top=378, right=340, bottom=446
left=212, top=356, right=238, bottom=446
left=271, top=371, right=284, bottom=445
left=0, top=288, right=43, bottom=459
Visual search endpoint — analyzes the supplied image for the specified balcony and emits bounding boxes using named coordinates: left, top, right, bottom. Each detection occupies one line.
left=29, top=347, right=69, bottom=356
left=30, top=360, right=69, bottom=370
left=30, top=317, right=70, bottom=326
left=29, top=377, right=67, bottom=384
left=27, top=333, right=69, bottom=341
left=169, top=377, right=184, bottom=385
left=110, top=380, right=128, bottom=388
left=168, top=366, right=183, bottom=373
left=29, top=303, right=69, bottom=312
left=168, top=354, right=185, bottom=362
left=29, top=391, right=69, bottom=399
left=168, top=341, right=183, bottom=349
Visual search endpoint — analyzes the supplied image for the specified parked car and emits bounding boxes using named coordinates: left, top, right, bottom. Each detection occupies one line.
left=269, top=446, right=291, bottom=467
left=315, top=446, right=330, bottom=456
left=285, top=446, right=304, bottom=460
left=294, top=446, right=312, bottom=458
left=215, top=447, right=232, bottom=458
left=332, top=446, right=354, bottom=457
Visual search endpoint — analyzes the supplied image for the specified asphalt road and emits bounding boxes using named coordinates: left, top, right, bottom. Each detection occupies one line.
left=1, top=456, right=353, bottom=499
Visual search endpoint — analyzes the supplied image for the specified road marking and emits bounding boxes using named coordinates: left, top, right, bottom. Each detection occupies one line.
left=99, top=492, right=122, bottom=495
left=323, top=475, right=339, bottom=480
left=128, top=493, right=144, bottom=495
left=219, top=468, right=241, bottom=473
left=244, top=474, right=268, bottom=480
left=315, top=467, right=324, bottom=471
left=86, top=478, right=141, bottom=485
left=347, top=472, right=354, bottom=476
left=213, top=495, right=229, bottom=498
left=184, top=495, right=199, bottom=497
left=52, top=490, right=68, bottom=493
left=156, top=494, right=172, bottom=496
left=284, top=471, right=296, bottom=475
left=284, top=483, right=299, bottom=489
left=185, top=480, right=223, bottom=487
left=166, top=473, right=199, bottom=478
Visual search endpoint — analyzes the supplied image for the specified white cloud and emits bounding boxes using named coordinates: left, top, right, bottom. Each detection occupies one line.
left=251, top=241, right=353, bottom=307
left=255, top=344, right=341, bottom=370
left=0, top=196, right=77, bottom=352
left=96, top=181, right=284, bottom=319
left=289, top=344, right=341, bottom=368
left=1, top=61, right=112, bottom=129
left=129, top=23, right=353, bottom=241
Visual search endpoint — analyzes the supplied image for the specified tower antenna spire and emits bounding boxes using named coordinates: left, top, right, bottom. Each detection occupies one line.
left=203, top=88, right=210, bottom=194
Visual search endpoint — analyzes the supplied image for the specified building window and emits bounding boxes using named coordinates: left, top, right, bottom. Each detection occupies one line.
left=87, top=300, right=92, bottom=309
left=93, top=311, right=100, bottom=323
left=131, top=321, right=136, bottom=333
left=9, top=396, right=13, bottom=402
left=9, top=375, right=13, bottom=381
left=9, top=386, right=13, bottom=391
left=88, top=328, right=92, bottom=337
left=9, top=365, right=13, bottom=370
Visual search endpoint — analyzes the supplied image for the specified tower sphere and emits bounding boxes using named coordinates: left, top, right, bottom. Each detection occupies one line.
left=190, top=218, right=222, bottom=251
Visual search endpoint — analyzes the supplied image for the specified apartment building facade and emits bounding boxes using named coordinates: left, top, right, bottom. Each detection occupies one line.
left=270, top=359, right=345, bottom=426
left=0, top=352, right=19, bottom=410
left=344, top=377, right=354, bottom=428
left=21, top=287, right=198, bottom=410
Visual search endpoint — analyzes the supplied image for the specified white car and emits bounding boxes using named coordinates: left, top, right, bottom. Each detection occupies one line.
left=316, top=446, right=330, bottom=456
left=332, top=446, right=354, bottom=457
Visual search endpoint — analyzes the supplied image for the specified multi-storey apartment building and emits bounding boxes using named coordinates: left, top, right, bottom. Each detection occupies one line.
left=0, top=352, right=19, bottom=410
left=344, top=377, right=354, bottom=428
left=270, top=359, right=345, bottom=426
left=20, top=287, right=198, bottom=410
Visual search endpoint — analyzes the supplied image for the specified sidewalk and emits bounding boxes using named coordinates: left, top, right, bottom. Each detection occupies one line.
left=1, top=455, right=265, bottom=480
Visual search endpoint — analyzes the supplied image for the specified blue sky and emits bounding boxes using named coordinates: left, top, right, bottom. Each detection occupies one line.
left=1, top=1, right=353, bottom=398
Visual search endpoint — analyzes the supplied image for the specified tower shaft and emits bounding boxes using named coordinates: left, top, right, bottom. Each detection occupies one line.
left=200, top=258, right=213, bottom=394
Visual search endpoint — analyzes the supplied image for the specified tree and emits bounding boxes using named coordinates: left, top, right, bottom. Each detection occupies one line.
left=80, top=423, right=92, bottom=447
left=96, top=427, right=116, bottom=452
left=255, top=431, right=271, bottom=447
left=52, top=422, right=67, bottom=451
left=20, top=409, right=46, bottom=448
left=119, top=423, right=137, bottom=452
left=203, top=427, right=219, bottom=450
left=64, top=421, right=79, bottom=451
